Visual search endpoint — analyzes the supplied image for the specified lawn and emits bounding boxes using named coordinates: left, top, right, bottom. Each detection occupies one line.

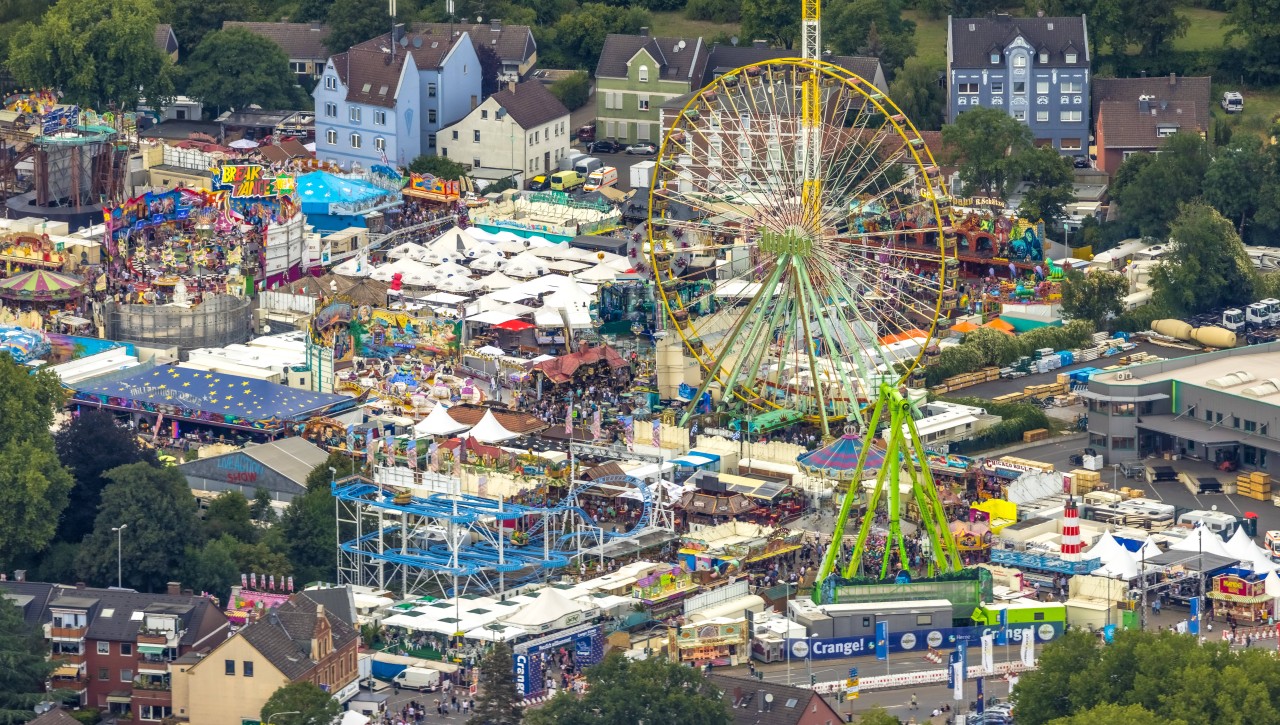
left=1213, top=86, right=1280, bottom=141
left=904, top=9, right=947, bottom=69
left=1174, top=7, right=1234, bottom=52
left=649, top=11, right=739, bottom=41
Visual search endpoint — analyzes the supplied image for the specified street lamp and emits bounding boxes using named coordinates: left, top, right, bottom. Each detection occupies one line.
left=265, top=712, right=300, bottom=725
left=110, top=524, right=127, bottom=588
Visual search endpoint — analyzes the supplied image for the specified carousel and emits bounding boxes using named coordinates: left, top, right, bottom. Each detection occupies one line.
left=0, top=269, right=86, bottom=306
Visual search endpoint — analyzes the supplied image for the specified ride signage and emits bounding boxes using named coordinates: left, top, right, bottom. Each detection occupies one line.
left=218, top=164, right=293, bottom=198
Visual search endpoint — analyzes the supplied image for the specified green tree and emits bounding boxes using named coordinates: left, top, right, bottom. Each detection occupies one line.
left=1151, top=202, right=1256, bottom=315
left=0, top=358, right=73, bottom=570
left=1228, top=0, right=1280, bottom=85
left=1009, top=629, right=1103, bottom=724
left=1204, top=135, right=1266, bottom=234
left=279, top=487, right=336, bottom=584
left=888, top=57, right=944, bottom=131
left=1046, top=703, right=1175, bottom=725
left=325, top=0, right=411, bottom=53
left=183, top=28, right=307, bottom=114
left=8, top=0, right=175, bottom=108
left=857, top=708, right=902, bottom=725
left=409, top=153, right=472, bottom=180
left=1060, top=269, right=1128, bottom=329
left=75, top=463, right=200, bottom=591
left=161, top=0, right=257, bottom=56
left=1113, top=132, right=1210, bottom=239
left=54, top=409, right=154, bottom=544
left=304, top=449, right=356, bottom=491
left=825, top=0, right=916, bottom=76
left=941, top=106, right=1033, bottom=196
left=546, top=3, right=650, bottom=70
left=260, top=682, right=341, bottom=725
left=203, top=490, right=258, bottom=541
left=740, top=0, right=799, bottom=49
left=186, top=534, right=291, bottom=602
left=250, top=487, right=277, bottom=523
left=550, top=71, right=592, bottom=112
left=525, top=653, right=732, bottom=725
left=1017, top=145, right=1075, bottom=224
left=1089, top=0, right=1188, bottom=58
left=0, top=594, right=57, bottom=722
left=467, top=641, right=523, bottom=725
left=963, top=326, right=1023, bottom=367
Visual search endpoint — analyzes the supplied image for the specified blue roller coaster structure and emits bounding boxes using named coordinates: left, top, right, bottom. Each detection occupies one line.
left=333, top=472, right=667, bottom=597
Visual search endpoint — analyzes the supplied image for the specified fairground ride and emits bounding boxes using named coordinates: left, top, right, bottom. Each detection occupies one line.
left=645, top=2, right=962, bottom=586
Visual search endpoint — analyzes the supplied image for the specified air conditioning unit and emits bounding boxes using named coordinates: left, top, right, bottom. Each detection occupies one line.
left=1115, top=371, right=1133, bottom=381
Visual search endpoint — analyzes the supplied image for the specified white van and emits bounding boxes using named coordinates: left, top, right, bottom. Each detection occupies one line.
left=393, top=666, right=442, bottom=691
left=1222, top=91, right=1244, bottom=113
left=574, top=156, right=603, bottom=177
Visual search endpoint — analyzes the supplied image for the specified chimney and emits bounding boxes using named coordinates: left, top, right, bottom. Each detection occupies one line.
left=167, top=581, right=181, bottom=596
left=757, top=689, right=764, bottom=712
left=14, top=570, right=25, bottom=582
left=311, top=20, right=322, bottom=31
left=316, top=603, right=325, bottom=620
left=490, top=18, right=501, bottom=29
left=1169, top=72, right=1177, bottom=85
left=639, top=26, right=649, bottom=37
left=393, top=23, right=406, bottom=42
left=508, top=80, right=517, bottom=93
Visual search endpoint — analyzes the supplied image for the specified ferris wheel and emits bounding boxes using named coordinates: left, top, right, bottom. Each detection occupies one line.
left=647, top=59, right=954, bottom=437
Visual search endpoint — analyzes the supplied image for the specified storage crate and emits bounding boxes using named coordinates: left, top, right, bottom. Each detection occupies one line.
left=1022, top=428, right=1049, bottom=443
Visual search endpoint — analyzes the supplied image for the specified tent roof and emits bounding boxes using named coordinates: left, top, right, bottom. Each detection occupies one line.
left=414, top=404, right=472, bottom=436
left=466, top=409, right=520, bottom=443
left=797, top=434, right=887, bottom=478
left=983, top=318, right=1016, bottom=334
left=1170, top=526, right=1233, bottom=559
left=504, top=252, right=550, bottom=277
left=952, top=320, right=979, bottom=333
left=502, top=587, right=588, bottom=627
left=478, top=271, right=519, bottom=290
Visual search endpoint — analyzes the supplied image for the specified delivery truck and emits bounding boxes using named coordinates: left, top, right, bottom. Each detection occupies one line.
left=393, top=666, right=442, bottom=691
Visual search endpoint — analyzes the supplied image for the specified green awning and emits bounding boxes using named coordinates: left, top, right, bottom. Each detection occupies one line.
left=137, top=644, right=165, bottom=655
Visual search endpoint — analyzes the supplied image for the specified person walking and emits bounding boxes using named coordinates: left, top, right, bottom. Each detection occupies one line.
left=910, top=693, right=919, bottom=710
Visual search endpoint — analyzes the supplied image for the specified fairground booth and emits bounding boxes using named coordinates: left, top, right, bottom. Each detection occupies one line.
left=70, top=363, right=356, bottom=443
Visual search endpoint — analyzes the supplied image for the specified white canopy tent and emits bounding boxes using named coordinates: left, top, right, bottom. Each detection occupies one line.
left=478, top=271, right=520, bottom=290
left=500, top=587, right=596, bottom=631
left=466, top=409, right=520, bottom=443
left=436, top=275, right=480, bottom=294
left=1170, top=526, right=1234, bottom=559
left=470, top=252, right=507, bottom=272
left=414, top=404, right=471, bottom=436
left=576, top=264, right=619, bottom=282
left=387, top=241, right=428, bottom=260
left=504, top=252, right=550, bottom=278
left=332, top=253, right=369, bottom=277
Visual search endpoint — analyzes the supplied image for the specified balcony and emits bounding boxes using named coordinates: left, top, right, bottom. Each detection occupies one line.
left=133, top=677, right=171, bottom=693
left=137, top=633, right=169, bottom=645
left=44, top=624, right=87, bottom=641
left=50, top=676, right=88, bottom=692
left=51, top=652, right=87, bottom=666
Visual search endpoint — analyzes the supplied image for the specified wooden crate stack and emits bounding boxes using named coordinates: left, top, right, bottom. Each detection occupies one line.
left=1237, top=471, right=1272, bottom=501
left=1071, top=469, right=1103, bottom=494
left=1022, top=428, right=1050, bottom=443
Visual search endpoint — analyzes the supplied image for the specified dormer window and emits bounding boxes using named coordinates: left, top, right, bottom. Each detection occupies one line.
left=1065, top=51, right=1078, bottom=64
left=990, top=52, right=1000, bottom=64
left=1039, top=51, right=1048, bottom=64
left=639, top=65, right=649, bottom=82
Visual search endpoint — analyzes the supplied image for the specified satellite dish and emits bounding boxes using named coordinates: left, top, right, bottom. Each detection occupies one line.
left=678, top=40, right=686, bottom=50
left=413, top=37, right=422, bottom=48
left=764, top=694, right=774, bottom=703
left=731, top=36, right=739, bottom=46
left=400, top=36, right=409, bottom=47
left=477, top=15, right=483, bottom=22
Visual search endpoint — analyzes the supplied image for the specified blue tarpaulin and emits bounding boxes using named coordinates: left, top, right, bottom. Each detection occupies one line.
left=295, top=171, right=394, bottom=216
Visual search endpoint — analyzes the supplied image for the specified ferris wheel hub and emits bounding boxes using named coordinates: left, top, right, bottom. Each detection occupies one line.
left=759, top=228, right=815, bottom=257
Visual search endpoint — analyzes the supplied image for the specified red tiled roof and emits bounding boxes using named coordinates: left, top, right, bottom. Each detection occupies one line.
left=1098, top=99, right=1204, bottom=149
left=532, top=345, right=628, bottom=384
left=440, top=436, right=504, bottom=460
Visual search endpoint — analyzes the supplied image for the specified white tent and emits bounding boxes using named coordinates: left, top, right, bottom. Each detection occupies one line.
left=229, top=138, right=259, bottom=149
left=1227, top=526, right=1260, bottom=562
left=340, top=711, right=370, bottom=725
left=1267, top=571, right=1280, bottom=599
left=605, top=256, right=635, bottom=272
left=387, top=241, right=428, bottom=260
left=576, top=264, right=618, bottom=282
left=436, top=275, right=480, bottom=294
left=541, top=279, right=593, bottom=314
left=414, top=404, right=471, bottom=436
left=530, top=242, right=580, bottom=260
left=466, top=409, right=519, bottom=443
left=332, top=254, right=369, bottom=277
left=501, top=587, right=593, bottom=630
left=470, top=252, right=507, bottom=272
left=478, top=271, right=520, bottom=290
left=1085, top=531, right=1138, bottom=579
left=1137, top=536, right=1164, bottom=573
left=476, top=345, right=505, bottom=356
left=1170, top=526, right=1234, bottom=559
left=505, top=252, right=550, bottom=278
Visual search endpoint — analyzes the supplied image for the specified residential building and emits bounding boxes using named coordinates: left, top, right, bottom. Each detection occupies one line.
left=413, top=20, right=537, bottom=82
left=707, top=674, right=845, bottom=725
left=171, top=592, right=360, bottom=725
left=594, top=29, right=709, bottom=144
left=438, top=80, right=570, bottom=185
left=154, top=24, right=178, bottom=63
left=946, top=14, right=1090, bottom=157
left=1091, top=74, right=1211, bottom=173
left=1083, top=342, right=1280, bottom=466
left=0, top=578, right=229, bottom=720
left=314, top=24, right=482, bottom=169
left=702, top=43, right=888, bottom=94
left=223, top=21, right=333, bottom=84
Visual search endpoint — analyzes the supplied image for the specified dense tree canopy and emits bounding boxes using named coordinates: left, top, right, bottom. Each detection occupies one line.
left=550, top=71, right=592, bottom=112
left=8, top=0, right=175, bottom=108
left=525, top=653, right=732, bottom=725
left=54, top=410, right=155, bottom=544
left=1111, top=133, right=1210, bottom=239
left=1151, top=202, right=1255, bottom=316
left=325, top=0, right=414, bottom=53
left=825, top=0, right=916, bottom=76
left=279, top=485, right=336, bottom=584
left=0, top=596, right=55, bottom=723
left=261, top=682, right=342, bottom=725
left=467, top=642, right=523, bottom=725
left=1060, top=269, right=1128, bottom=329
left=183, top=28, right=309, bottom=114
left=941, top=107, right=1033, bottom=196
left=76, top=463, right=200, bottom=591
left=888, top=57, right=945, bottom=131
left=162, top=0, right=258, bottom=56
left=1016, top=145, right=1075, bottom=224
left=0, top=359, right=73, bottom=570
left=740, top=0, right=800, bottom=50
left=304, top=449, right=356, bottom=491
left=546, top=3, right=650, bottom=70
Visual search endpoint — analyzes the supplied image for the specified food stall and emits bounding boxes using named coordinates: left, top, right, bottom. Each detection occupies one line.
left=1207, top=568, right=1274, bottom=624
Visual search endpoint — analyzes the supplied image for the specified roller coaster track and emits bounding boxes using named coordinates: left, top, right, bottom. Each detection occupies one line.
left=333, top=474, right=654, bottom=580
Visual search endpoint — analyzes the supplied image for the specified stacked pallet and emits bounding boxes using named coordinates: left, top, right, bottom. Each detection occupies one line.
left=1025, top=381, right=1069, bottom=397
left=1237, top=471, right=1273, bottom=501
left=933, top=366, right=1002, bottom=394
left=992, top=392, right=1027, bottom=403
left=1119, top=352, right=1164, bottom=366
left=1022, top=428, right=1050, bottom=443
left=1070, top=468, right=1103, bottom=493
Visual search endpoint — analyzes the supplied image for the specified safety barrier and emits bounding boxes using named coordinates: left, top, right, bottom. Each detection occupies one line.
left=923, top=648, right=944, bottom=664
left=808, top=660, right=1036, bottom=694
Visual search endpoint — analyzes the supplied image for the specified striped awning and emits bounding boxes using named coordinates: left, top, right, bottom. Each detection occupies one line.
left=137, top=644, right=165, bottom=655
left=51, top=664, right=80, bottom=678
left=1207, top=590, right=1272, bottom=604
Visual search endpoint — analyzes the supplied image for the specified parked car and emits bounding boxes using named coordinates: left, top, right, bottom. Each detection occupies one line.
left=588, top=139, right=623, bottom=154
left=1073, top=156, right=1090, bottom=168
left=625, top=142, right=658, bottom=155
left=577, top=124, right=596, bottom=143
left=527, top=174, right=550, bottom=191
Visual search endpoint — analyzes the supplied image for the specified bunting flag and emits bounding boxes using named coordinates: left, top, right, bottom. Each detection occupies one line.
left=591, top=408, right=602, bottom=442
left=346, top=424, right=356, bottom=454
left=407, top=438, right=418, bottom=470
left=241, top=573, right=247, bottom=588
left=652, top=418, right=661, bottom=447
left=268, top=574, right=275, bottom=591
left=367, top=427, right=377, bottom=462
left=1021, top=629, right=1035, bottom=667
left=565, top=404, right=574, bottom=435
left=250, top=573, right=257, bottom=589
left=624, top=418, right=634, bottom=451
left=286, top=576, right=294, bottom=592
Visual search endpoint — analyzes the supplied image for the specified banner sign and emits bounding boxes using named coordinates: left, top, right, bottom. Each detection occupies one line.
left=792, top=622, right=1061, bottom=661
